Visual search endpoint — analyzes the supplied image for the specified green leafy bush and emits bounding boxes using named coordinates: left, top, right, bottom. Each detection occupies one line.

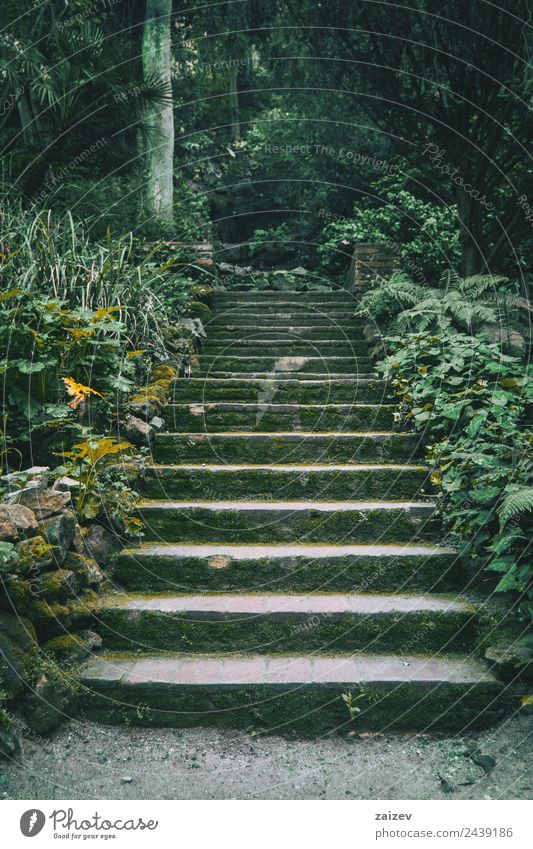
left=320, top=183, right=460, bottom=282
left=359, top=274, right=533, bottom=644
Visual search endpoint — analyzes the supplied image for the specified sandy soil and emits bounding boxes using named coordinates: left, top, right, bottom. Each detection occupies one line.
left=1, top=713, right=531, bottom=800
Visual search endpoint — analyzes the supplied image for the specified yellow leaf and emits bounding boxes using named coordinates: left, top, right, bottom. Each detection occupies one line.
left=63, top=377, right=104, bottom=409
left=127, top=350, right=147, bottom=359
left=0, top=288, right=21, bottom=301
left=521, top=695, right=533, bottom=706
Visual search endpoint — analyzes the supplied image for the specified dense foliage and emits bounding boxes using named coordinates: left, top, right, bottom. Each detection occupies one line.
left=357, top=274, right=532, bottom=648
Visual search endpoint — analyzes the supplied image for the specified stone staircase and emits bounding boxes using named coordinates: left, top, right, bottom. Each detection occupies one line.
left=82, top=289, right=503, bottom=734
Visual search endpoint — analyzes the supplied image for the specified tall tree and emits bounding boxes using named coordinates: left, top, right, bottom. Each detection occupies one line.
left=142, top=0, right=174, bottom=232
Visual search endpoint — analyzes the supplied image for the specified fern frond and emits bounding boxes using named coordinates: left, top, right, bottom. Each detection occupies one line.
left=498, top=486, right=533, bottom=529
left=461, top=274, right=508, bottom=297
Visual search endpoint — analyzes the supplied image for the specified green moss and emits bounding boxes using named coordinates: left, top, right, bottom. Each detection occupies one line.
left=99, top=606, right=476, bottom=654
left=137, top=503, right=439, bottom=544
left=164, top=404, right=396, bottom=432
left=140, top=465, right=431, bottom=501
left=115, top=549, right=464, bottom=594
left=152, top=432, right=422, bottom=465
left=169, top=377, right=389, bottom=404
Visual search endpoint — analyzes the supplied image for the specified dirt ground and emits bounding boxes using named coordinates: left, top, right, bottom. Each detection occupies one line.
left=1, top=712, right=531, bottom=800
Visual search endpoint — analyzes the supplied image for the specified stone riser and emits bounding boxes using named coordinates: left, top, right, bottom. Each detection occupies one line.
left=136, top=503, right=439, bottom=544
left=162, top=403, right=396, bottom=432
left=152, top=433, right=423, bottom=465
left=97, top=604, right=475, bottom=654
left=114, top=547, right=464, bottom=593
left=207, top=318, right=360, bottom=328
left=206, top=329, right=367, bottom=341
left=194, top=357, right=370, bottom=374
left=201, top=343, right=371, bottom=356
left=170, top=378, right=388, bottom=404
left=83, top=678, right=504, bottom=733
left=139, top=465, right=431, bottom=501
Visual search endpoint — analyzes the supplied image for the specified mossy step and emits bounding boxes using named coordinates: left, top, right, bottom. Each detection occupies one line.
left=139, top=463, right=431, bottom=501
left=212, top=306, right=354, bottom=317
left=115, top=542, right=463, bottom=594
left=82, top=652, right=504, bottom=733
left=213, top=295, right=354, bottom=305
left=193, top=356, right=371, bottom=375
left=136, top=499, right=439, bottom=543
left=207, top=328, right=366, bottom=341
left=208, top=309, right=357, bottom=327
left=169, top=377, right=388, bottom=404
left=153, top=431, right=422, bottom=464
left=208, top=317, right=358, bottom=328
left=202, top=371, right=379, bottom=381
left=96, top=592, right=476, bottom=654
left=202, top=341, right=370, bottom=356
left=163, top=402, right=397, bottom=432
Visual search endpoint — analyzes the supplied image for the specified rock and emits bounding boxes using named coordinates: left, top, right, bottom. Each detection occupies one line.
left=64, top=552, right=104, bottom=586
left=38, top=510, right=77, bottom=566
left=485, top=645, right=533, bottom=682
left=291, top=266, right=310, bottom=276
left=218, top=262, right=235, bottom=275
left=122, top=414, right=154, bottom=447
left=20, top=674, right=70, bottom=734
left=0, top=611, right=38, bottom=700
left=14, top=488, right=72, bottom=520
left=79, top=525, right=120, bottom=567
left=28, top=589, right=98, bottom=637
left=0, top=504, right=38, bottom=542
left=32, top=569, right=84, bottom=602
left=152, top=364, right=177, bottom=382
left=129, top=393, right=162, bottom=420
left=52, top=476, right=80, bottom=493
left=149, top=416, right=164, bottom=430
left=0, top=725, right=20, bottom=759
left=72, top=524, right=85, bottom=554
left=44, top=630, right=102, bottom=662
left=1, top=466, right=50, bottom=490
left=13, top=535, right=54, bottom=575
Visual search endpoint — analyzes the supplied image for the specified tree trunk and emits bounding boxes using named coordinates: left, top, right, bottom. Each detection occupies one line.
left=456, top=185, right=483, bottom=277
left=142, top=0, right=174, bottom=233
left=229, top=68, right=241, bottom=141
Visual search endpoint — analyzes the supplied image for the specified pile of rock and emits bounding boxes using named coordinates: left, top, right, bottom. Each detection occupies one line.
left=0, top=468, right=119, bottom=750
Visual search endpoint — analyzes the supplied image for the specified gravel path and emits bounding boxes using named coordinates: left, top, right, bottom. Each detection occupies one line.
left=1, top=714, right=531, bottom=800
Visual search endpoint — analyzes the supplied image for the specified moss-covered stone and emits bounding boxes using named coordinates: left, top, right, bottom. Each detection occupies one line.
left=82, top=674, right=506, bottom=735
left=163, top=403, right=396, bottom=433
left=28, top=589, right=99, bottom=638
left=98, top=603, right=476, bottom=654
left=140, top=464, right=432, bottom=502
left=136, top=503, right=439, bottom=544
left=169, top=377, right=389, bottom=404
left=114, top=548, right=464, bottom=594
left=153, top=432, right=422, bottom=465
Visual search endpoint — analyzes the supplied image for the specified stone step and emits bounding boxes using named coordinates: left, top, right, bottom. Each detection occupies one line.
left=194, top=356, right=370, bottom=374
left=139, top=463, right=431, bottom=501
left=213, top=294, right=354, bottom=305
left=208, top=316, right=358, bottom=328
left=153, top=432, right=423, bottom=465
left=82, top=652, right=504, bottom=733
left=207, top=309, right=361, bottom=328
left=201, top=371, right=379, bottom=381
left=96, top=592, right=476, bottom=654
left=170, top=377, right=388, bottom=404
left=136, top=499, right=438, bottom=544
left=212, top=305, right=355, bottom=316
left=202, top=341, right=370, bottom=356
left=163, top=402, right=397, bottom=432
left=207, top=326, right=368, bottom=342
left=207, top=328, right=367, bottom=341
left=115, top=542, right=463, bottom=594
